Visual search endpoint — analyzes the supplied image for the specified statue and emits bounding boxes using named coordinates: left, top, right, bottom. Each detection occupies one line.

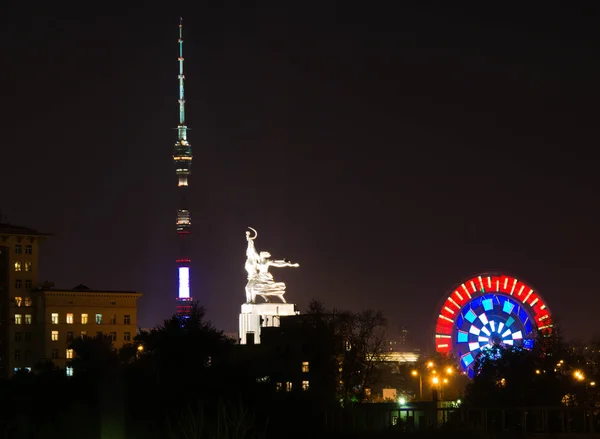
left=245, top=227, right=299, bottom=303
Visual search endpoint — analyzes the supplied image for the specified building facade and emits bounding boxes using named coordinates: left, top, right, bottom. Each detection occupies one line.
left=0, top=223, right=49, bottom=377
left=1, top=222, right=141, bottom=377
left=33, top=286, right=141, bottom=373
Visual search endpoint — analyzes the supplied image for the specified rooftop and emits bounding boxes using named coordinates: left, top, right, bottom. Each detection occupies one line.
left=37, top=284, right=141, bottom=296
left=0, top=222, right=51, bottom=236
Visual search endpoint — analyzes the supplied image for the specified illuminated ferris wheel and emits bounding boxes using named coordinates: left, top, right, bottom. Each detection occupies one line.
left=435, top=273, right=553, bottom=376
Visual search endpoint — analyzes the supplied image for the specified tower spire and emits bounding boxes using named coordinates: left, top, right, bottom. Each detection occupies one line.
left=178, top=17, right=187, bottom=140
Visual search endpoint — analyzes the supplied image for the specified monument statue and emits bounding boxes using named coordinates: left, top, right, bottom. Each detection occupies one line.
left=245, top=227, right=299, bottom=303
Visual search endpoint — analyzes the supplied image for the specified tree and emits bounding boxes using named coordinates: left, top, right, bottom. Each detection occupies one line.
left=305, top=299, right=388, bottom=404
left=465, top=325, right=593, bottom=408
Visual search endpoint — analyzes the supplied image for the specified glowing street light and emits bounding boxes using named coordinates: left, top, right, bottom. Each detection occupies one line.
left=574, top=370, right=585, bottom=381
left=427, top=361, right=434, bottom=368
left=446, top=367, right=453, bottom=375
left=432, top=376, right=439, bottom=385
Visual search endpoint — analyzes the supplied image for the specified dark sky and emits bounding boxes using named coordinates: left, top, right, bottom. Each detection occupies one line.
left=2, top=3, right=600, bottom=349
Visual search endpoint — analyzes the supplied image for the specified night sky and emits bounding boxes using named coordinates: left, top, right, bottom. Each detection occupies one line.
left=2, top=3, right=600, bottom=349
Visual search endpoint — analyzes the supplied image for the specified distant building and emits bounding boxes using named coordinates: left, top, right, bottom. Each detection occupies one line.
left=0, top=222, right=141, bottom=377
left=33, top=284, right=141, bottom=373
left=230, top=314, right=337, bottom=406
left=0, top=222, right=50, bottom=377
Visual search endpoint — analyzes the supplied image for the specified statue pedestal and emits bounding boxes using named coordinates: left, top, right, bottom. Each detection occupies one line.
left=238, top=302, right=298, bottom=345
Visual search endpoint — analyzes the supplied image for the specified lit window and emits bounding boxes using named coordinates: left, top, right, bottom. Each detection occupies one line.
left=14, top=350, right=20, bottom=361
left=96, top=314, right=102, bottom=324
left=51, top=331, right=58, bottom=341
left=14, top=261, right=21, bottom=271
left=24, top=262, right=32, bottom=272
left=124, top=332, right=131, bottom=342
left=81, top=313, right=88, bottom=324
left=110, top=315, right=116, bottom=324
left=14, top=314, right=22, bottom=324
left=66, top=367, right=73, bottom=377
left=14, top=296, right=22, bottom=306
left=15, top=244, right=22, bottom=254
left=286, top=382, right=293, bottom=392
left=24, top=314, right=31, bottom=324
left=51, top=313, right=58, bottom=324
left=66, top=313, right=74, bottom=324
left=24, top=296, right=31, bottom=306
left=25, top=245, right=32, bottom=255
left=276, top=382, right=283, bottom=392
left=15, top=279, right=22, bottom=289
left=66, top=349, right=73, bottom=359
left=81, top=331, right=87, bottom=338
left=51, top=349, right=58, bottom=359
left=302, top=380, right=310, bottom=391
left=124, top=315, right=131, bottom=325
left=109, top=332, right=116, bottom=342
left=14, top=332, right=22, bottom=342
left=302, top=361, right=309, bottom=373
left=66, top=332, right=73, bottom=342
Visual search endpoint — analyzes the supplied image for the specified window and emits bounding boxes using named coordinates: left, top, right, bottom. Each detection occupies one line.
left=109, top=332, right=117, bottom=342
left=109, top=301, right=116, bottom=305
left=14, top=296, right=22, bottom=306
left=14, top=332, right=22, bottom=342
left=14, top=314, right=22, bottom=324
left=51, top=313, right=58, bottom=324
left=15, top=244, right=22, bottom=254
left=95, top=314, right=102, bottom=324
left=66, top=367, right=73, bottom=377
left=66, top=349, right=73, bottom=359
left=66, top=332, right=73, bottom=342
left=14, top=261, right=21, bottom=271
left=302, top=361, right=309, bottom=373
left=15, top=279, right=22, bottom=289
left=276, top=382, right=283, bottom=392
left=24, top=350, right=30, bottom=361
left=81, top=331, right=87, bottom=338
left=24, top=262, right=32, bottom=272
left=24, top=332, right=31, bottom=342
left=81, top=313, right=88, bottom=324
left=302, top=380, right=310, bottom=391
left=14, top=350, right=20, bottom=361
left=124, top=315, right=131, bottom=325
left=110, top=315, right=116, bottom=324
left=51, top=331, right=58, bottom=341
left=25, top=245, right=32, bottom=255
left=51, top=349, right=58, bottom=359
left=96, top=331, right=103, bottom=339
left=124, top=332, right=131, bottom=342
left=24, top=296, right=31, bottom=306
left=66, top=313, right=74, bottom=324
left=286, top=382, right=293, bottom=392
left=24, top=314, right=31, bottom=324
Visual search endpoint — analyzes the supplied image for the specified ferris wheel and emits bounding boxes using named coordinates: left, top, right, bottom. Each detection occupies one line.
left=435, top=273, right=552, bottom=376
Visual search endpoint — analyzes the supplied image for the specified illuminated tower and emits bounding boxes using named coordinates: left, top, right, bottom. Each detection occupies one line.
left=173, top=18, right=193, bottom=316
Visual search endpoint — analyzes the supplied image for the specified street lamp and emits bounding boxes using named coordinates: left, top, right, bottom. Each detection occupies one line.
left=412, top=370, right=423, bottom=400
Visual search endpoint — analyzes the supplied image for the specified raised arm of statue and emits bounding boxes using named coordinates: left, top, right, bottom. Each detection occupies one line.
left=268, top=260, right=300, bottom=268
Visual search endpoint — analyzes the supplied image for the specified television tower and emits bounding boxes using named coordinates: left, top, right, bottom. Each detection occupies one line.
left=173, top=18, right=193, bottom=316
